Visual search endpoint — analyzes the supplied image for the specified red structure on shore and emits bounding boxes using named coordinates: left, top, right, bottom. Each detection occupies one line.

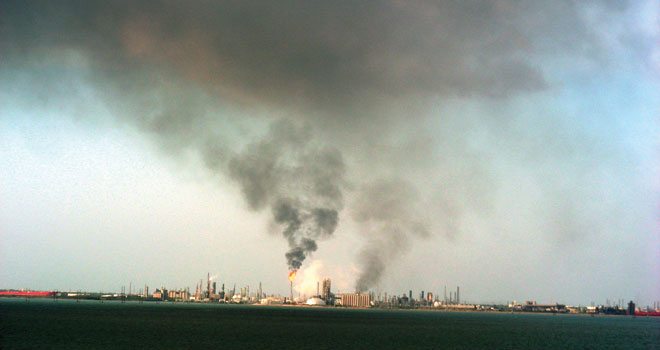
left=0, top=290, right=56, bottom=297
left=635, top=311, right=660, bottom=317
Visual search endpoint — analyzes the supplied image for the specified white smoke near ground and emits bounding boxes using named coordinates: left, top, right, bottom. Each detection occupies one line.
left=294, top=259, right=357, bottom=297
left=293, top=260, right=325, bottom=298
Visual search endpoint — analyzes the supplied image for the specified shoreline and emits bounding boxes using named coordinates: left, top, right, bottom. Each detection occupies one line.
left=2, top=297, right=655, bottom=317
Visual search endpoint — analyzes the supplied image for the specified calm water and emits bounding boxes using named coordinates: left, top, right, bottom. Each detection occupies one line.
left=0, top=299, right=657, bottom=349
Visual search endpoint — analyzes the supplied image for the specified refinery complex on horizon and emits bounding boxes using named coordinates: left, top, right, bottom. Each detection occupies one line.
left=1, top=272, right=659, bottom=317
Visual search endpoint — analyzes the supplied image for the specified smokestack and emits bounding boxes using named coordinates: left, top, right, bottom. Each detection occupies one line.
left=457, top=286, right=460, bottom=304
left=317, top=281, right=320, bottom=297
left=290, top=280, right=293, bottom=303
left=207, top=273, right=211, bottom=299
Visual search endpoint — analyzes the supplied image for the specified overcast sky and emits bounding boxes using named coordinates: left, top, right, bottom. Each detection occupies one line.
left=1, top=0, right=658, bottom=306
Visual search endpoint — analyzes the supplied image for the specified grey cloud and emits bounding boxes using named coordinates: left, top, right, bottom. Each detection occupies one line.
left=3, top=0, right=627, bottom=111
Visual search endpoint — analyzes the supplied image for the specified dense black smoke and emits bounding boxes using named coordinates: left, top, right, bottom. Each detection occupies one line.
left=228, top=120, right=344, bottom=270
left=2, top=0, right=612, bottom=112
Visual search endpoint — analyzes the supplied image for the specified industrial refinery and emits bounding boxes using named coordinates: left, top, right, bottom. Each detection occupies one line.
left=2, top=272, right=658, bottom=317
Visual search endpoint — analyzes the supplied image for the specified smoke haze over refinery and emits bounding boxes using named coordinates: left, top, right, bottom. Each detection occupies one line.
left=1, top=1, right=658, bottom=306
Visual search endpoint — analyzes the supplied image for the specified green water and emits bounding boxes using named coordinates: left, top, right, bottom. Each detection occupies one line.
left=0, top=299, right=657, bottom=349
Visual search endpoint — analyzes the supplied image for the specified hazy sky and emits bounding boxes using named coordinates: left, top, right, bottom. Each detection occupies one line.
left=1, top=0, right=658, bottom=306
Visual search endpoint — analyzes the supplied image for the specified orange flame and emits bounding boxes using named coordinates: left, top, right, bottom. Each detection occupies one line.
left=288, top=270, right=297, bottom=282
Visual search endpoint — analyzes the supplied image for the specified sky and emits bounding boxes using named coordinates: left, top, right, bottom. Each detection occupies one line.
left=1, top=0, right=658, bottom=306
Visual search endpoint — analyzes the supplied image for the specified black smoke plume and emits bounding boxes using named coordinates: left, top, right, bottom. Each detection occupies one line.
left=228, top=121, right=345, bottom=270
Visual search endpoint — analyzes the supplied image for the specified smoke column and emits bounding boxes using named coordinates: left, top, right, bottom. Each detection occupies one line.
left=352, top=179, right=430, bottom=292
left=227, top=120, right=344, bottom=270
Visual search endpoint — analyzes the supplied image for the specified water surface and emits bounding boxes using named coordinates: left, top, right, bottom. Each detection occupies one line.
left=1, top=299, right=657, bottom=349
